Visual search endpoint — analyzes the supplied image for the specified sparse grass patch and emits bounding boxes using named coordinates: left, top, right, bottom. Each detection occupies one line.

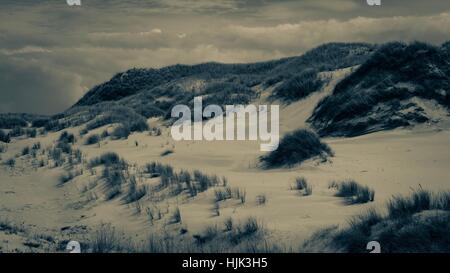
left=123, top=176, right=147, bottom=204
left=386, top=189, right=450, bottom=218
left=330, top=180, right=375, bottom=204
left=58, top=169, right=83, bottom=185
left=229, top=217, right=262, bottom=245
left=232, top=187, right=247, bottom=204
left=90, top=223, right=128, bottom=253
left=88, top=152, right=125, bottom=168
left=214, top=187, right=232, bottom=202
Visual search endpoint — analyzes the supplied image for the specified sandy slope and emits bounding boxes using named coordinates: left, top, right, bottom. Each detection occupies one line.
left=1, top=67, right=450, bottom=252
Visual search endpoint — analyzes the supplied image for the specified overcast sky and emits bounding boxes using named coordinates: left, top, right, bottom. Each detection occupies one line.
left=1, top=0, right=450, bottom=114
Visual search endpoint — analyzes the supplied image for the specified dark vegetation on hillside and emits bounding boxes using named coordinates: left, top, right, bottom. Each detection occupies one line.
left=302, top=189, right=450, bottom=253
left=270, top=68, right=326, bottom=102
left=7, top=42, right=448, bottom=139
left=75, top=42, right=373, bottom=107
left=0, top=42, right=372, bottom=135
left=0, top=113, right=48, bottom=129
left=260, top=129, right=333, bottom=168
left=309, top=41, right=450, bottom=137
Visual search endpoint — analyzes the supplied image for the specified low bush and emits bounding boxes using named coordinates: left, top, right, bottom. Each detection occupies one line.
left=85, top=134, right=101, bottom=145
left=261, top=129, right=333, bottom=168
left=0, top=130, right=10, bottom=143
left=111, top=125, right=131, bottom=140
left=88, top=152, right=125, bottom=168
left=5, top=158, right=15, bottom=167
left=59, top=131, right=76, bottom=144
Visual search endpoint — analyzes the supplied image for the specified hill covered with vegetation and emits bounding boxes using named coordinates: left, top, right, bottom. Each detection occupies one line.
left=309, top=42, right=450, bottom=137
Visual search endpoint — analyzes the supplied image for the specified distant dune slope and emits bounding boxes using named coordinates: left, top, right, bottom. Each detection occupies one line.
left=309, top=42, right=450, bottom=137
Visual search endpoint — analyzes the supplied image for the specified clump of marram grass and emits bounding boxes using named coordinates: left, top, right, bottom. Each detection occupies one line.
left=5, top=158, right=15, bottom=167
left=329, top=180, right=375, bottom=204
left=87, top=216, right=275, bottom=253
left=31, top=142, right=41, bottom=150
left=58, top=131, right=75, bottom=144
left=224, top=217, right=234, bottom=231
left=386, top=188, right=450, bottom=218
left=256, top=194, right=267, bottom=205
left=170, top=207, right=182, bottom=224
left=228, top=217, right=262, bottom=245
left=58, top=169, right=83, bottom=185
left=123, top=176, right=147, bottom=204
left=21, top=146, right=30, bottom=156
left=292, top=177, right=313, bottom=196
left=193, top=225, right=220, bottom=245
left=144, top=162, right=174, bottom=177
left=144, top=162, right=224, bottom=198
left=214, top=187, right=232, bottom=202
left=111, top=124, right=131, bottom=140
left=260, top=129, right=333, bottom=168
left=232, top=187, right=247, bottom=204
left=85, top=134, right=100, bottom=145
left=88, top=152, right=125, bottom=168
left=90, top=223, right=131, bottom=253
left=302, top=189, right=450, bottom=253
left=0, top=217, right=26, bottom=234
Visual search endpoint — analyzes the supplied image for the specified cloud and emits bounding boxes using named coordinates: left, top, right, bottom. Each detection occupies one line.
left=0, top=55, right=84, bottom=115
left=1, top=0, right=450, bottom=114
left=150, top=28, right=163, bottom=34
left=0, top=46, right=52, bottom=56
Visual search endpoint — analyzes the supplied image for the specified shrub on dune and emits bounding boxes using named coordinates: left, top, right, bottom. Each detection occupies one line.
left=85, top=134, right=101, bottom=145
left=88, top=152, right=125, bottom=168
left=329, top=180, right=375, bottom=204
left=111, top=124, right=131, bottom=140
left=59, top=131, right=76, bottom=144
left=0, top=130, right=10, bottom=143
left=260, top=129, right=333, bottom=168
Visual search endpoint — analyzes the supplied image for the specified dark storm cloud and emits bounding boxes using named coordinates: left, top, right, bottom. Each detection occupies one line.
left=0, top=54, right=83, bottom=115
left=1, top=0, right=450, bottom=114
